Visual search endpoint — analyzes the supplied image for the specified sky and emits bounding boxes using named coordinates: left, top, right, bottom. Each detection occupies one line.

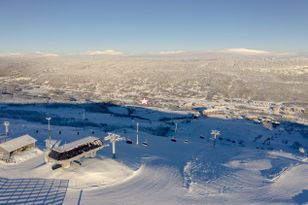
left=0, top=0, right=308, bottom=54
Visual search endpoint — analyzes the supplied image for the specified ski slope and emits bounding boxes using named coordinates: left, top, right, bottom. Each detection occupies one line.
left=0, top=103, right=307, bottom=204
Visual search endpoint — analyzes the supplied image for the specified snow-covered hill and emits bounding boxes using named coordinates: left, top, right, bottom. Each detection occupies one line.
left=0, top=103, right=307, bottom=204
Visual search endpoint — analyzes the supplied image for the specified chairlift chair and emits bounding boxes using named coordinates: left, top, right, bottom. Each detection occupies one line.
left=73, top=160, right=82, bottom=166
left=142, top=140, right=149, bottom=147
left=171, top=136, right=176, bottom=142
left=126, top=137, right=133, bottom=144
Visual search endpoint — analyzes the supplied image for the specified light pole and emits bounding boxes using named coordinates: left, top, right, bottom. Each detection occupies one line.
left=3, top=121, right=10, bottom=138
left=211, top=130, right=220, bottom=148
left=171, top=122, right=177, bottom=142
left=82, top=110, right=86, bottom=120
left=46, top=117, right=52, bottom=140
left=175, top=122, right=177, bottom=134
left=136, top=122, right=139, bottom=145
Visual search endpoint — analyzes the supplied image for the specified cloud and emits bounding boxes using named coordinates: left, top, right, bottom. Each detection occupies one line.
left=0, top=52, right=23, bottom=57
left=0, top=52, right=59, bottom=57
left=84, top=49, right=123, bottom=56
left=222, top=48, right=271, bottom=55
left=159, top=50, right=186, bottom=55
left=35, top=51, right=58, bottom=57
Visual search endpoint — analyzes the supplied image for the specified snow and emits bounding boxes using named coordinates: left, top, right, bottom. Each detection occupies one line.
left=1, top=55, right=307, bottom=116
left=31, top=157, right=136, bottom=190
left=0, top=103, right=307, bottom=204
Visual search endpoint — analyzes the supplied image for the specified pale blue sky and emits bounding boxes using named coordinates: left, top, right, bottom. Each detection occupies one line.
left=0, top=0, right=307, bottom=54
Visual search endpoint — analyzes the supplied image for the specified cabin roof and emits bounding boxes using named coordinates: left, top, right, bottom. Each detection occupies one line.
left=0, top=134, right=37, bottom=153
left=53, top=136, right=101, bottom=153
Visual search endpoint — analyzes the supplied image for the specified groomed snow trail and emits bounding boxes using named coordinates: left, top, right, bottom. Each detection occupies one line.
left=73, top=158, right=192, bottom=205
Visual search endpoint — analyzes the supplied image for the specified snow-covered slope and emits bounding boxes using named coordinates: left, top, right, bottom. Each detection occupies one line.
left=0, top=103, right=307, bottom=204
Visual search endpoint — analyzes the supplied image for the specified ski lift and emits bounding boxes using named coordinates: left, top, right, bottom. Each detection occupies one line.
left=142, top=140, right=149, bottom=147
left=126, top=137, right=133, bottom=144
left=171, top=136, right=176, bottom=142
left=184, top=139, right=189, bottom=144
left=200, top=135, right=205, bottom=139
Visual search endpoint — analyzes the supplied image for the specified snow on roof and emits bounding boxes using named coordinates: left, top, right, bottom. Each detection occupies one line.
left=53, top=136, right=101, bottom=153
left=0, top=134, right=37, bottom=153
